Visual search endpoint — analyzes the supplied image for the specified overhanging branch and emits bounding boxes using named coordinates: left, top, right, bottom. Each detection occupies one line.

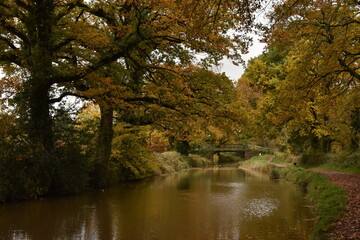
left=338, top=58, right=360, bottom=80
left=49, top=92, right=91, bottom=104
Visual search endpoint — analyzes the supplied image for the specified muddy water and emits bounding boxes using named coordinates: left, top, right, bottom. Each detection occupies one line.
left=0, top=167, right=314, bottom=240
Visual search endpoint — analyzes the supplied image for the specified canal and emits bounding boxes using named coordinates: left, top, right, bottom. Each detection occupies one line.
left=0, top=167, right=314, bottom=240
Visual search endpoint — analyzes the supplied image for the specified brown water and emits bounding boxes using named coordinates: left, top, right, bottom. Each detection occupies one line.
left=0, top=168, right=314, bottom=240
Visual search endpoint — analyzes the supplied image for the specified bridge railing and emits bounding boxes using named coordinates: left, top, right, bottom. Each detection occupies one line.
left=213, top=144, right=247, bottom=152
left=214, top=144, right=272, bottom=153
left=192, top=144, right=272, bottom=154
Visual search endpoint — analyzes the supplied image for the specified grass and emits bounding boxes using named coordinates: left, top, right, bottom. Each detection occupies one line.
left=238, top=154, right=272, bottom=171
left=239, top=155, right=347, bottom=240
left=314, top=152, right=360, bottom=174
left=151, top=151, right=214, bottom=176
left=275, top=167, right=347, bottom=239
left=187, top=154, right=214, bottom=167
left=151, top=151, right=191, bottom=175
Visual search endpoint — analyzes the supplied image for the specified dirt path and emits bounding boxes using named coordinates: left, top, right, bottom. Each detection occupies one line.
left=309, top=169, right=360, bottom=239
left=267, top=155, right=288, bottom=168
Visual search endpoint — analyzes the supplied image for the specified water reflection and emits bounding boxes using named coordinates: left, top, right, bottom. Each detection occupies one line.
left=0, top=168, right=314, bottom=240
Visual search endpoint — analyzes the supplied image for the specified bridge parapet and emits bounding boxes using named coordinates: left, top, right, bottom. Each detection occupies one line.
left=215, top=144, right=248, bottom=152
left=192, top=144, right=271, bottom=155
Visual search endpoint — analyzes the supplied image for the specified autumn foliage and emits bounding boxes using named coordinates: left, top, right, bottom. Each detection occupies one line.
left=0, top=0, right=359, bottom=202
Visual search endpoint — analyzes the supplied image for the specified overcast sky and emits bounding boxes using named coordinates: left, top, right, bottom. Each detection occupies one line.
left=220, top=37, right=266, bottom=81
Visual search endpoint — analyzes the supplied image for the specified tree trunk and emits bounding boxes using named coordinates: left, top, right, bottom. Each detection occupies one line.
left=26, top=0, right=55, bottom=150
left=310, top=133, right=320, bottom=152
left=27, top=82, right=53, bottom=150
left=93, top=103, right=114, bottom=187
left=97, top=104, right=114, bottom=164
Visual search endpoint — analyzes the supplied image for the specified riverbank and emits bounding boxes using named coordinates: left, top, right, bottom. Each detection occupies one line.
left=309, top=169, right=360, bottom=239
left=239, top=155, right=347, bottom=240
left=0, top=151, right=213, bottom=203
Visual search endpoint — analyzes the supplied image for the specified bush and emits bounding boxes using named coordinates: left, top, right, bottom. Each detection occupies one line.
left=111, top=132, right=156, bottom=182
left=48, top=147, right=89, bottom=195
left=0, top=121, right=52, bottom=201
left=187, top=154, right=214, bottom=167
left=299, top=151, right=360, bottom=174
left=0, top=153, right=52, bottom=201
left=0, top=144, right=90, bottom=201
left=0, top=114, right=90, bottom=201
left=152, top=151, right=191, bottom=174
left=300, top=152, right=327, bottom=167
left=319, top=152, right=360, bottom=174
left=148, top=130, right=169, bottom=152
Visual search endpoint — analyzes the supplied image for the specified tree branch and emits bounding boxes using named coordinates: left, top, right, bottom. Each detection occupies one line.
left=0, top=20, right=29, bottom=47
left=0, top=51, right=22, bottom=66
left=52, top=37, right=75, bottom=52
left=338, top=58, right=360, bottom=80
left=0, top=35, right=18, bottom=50
left=49, top=91, right=91, bottom=104
left=124, top=96, right=182, bottom=112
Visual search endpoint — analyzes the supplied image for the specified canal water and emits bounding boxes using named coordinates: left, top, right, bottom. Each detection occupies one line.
left=0, top=167, right=314, bottom=240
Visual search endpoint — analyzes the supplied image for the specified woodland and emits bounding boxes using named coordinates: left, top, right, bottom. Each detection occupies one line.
left=0, top=0, right=359, bottom=202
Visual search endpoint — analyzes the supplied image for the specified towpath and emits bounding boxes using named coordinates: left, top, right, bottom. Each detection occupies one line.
left=309, top=169, right=360, bottom=240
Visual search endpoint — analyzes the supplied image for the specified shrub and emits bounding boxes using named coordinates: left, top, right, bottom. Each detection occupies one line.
left=0, top=119, right=53, bottom=201
left=187, top=154, right=213, bottom=167
left=300, top=152, right=327, bottom=166
left=48, top=146, right=89, bottom=195
left=111, top=133, right=155, bottom=181
left=319, top=152, right=360, bottom=173
left=148, top=130, right=169, bottom=152
left=152, top=151, right=191, bottom=174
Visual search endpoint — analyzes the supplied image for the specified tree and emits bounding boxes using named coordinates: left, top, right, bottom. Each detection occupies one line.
left=0, top=0, right=261, bottom=150
left=113, top=67, right=242, bottom=153
left=236, top=0, right=360, bottom=154
left=267, top=0, right=359, bottom=94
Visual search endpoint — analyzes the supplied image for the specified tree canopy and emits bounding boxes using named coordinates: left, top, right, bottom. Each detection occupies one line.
left=0, top=0, right=261, bottom=149
left=0, top=0, right=263, bottom=195
left=238, top=0, right=360, bottom=153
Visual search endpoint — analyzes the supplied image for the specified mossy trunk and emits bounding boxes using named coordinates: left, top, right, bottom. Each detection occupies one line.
left=93, top=104, right=114, bottom=187
left=27, top=83, right=53, bottom=150
left=97, top=105, right=114, bottom=163
left=26, top=0, right=55, bottom=150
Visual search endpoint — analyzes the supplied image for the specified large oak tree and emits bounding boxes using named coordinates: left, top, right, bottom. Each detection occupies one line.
left=0, top=0, right=261, bottom=150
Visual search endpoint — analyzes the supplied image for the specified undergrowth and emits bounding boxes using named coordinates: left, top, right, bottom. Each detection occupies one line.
left=315, top=152, right=360, bottom=174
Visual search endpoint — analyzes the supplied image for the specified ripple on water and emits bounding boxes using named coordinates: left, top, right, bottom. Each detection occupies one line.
left=243, top=197, right=279, bottom=218
left=215, top=182, right=245, bottom=188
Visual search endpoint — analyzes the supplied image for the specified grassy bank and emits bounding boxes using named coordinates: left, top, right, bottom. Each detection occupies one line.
left=239, top=155, right=347, bottom=240
left=0, top=149, right=213, bottom=202
left=150, top=151, right=214, bottom=176
left=300, top=151, right=360, bottom=174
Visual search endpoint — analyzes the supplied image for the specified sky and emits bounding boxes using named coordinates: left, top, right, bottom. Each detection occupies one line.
left=218, top=1, right=270, bottom=81
left=220, top=40, right=266, bottom=81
